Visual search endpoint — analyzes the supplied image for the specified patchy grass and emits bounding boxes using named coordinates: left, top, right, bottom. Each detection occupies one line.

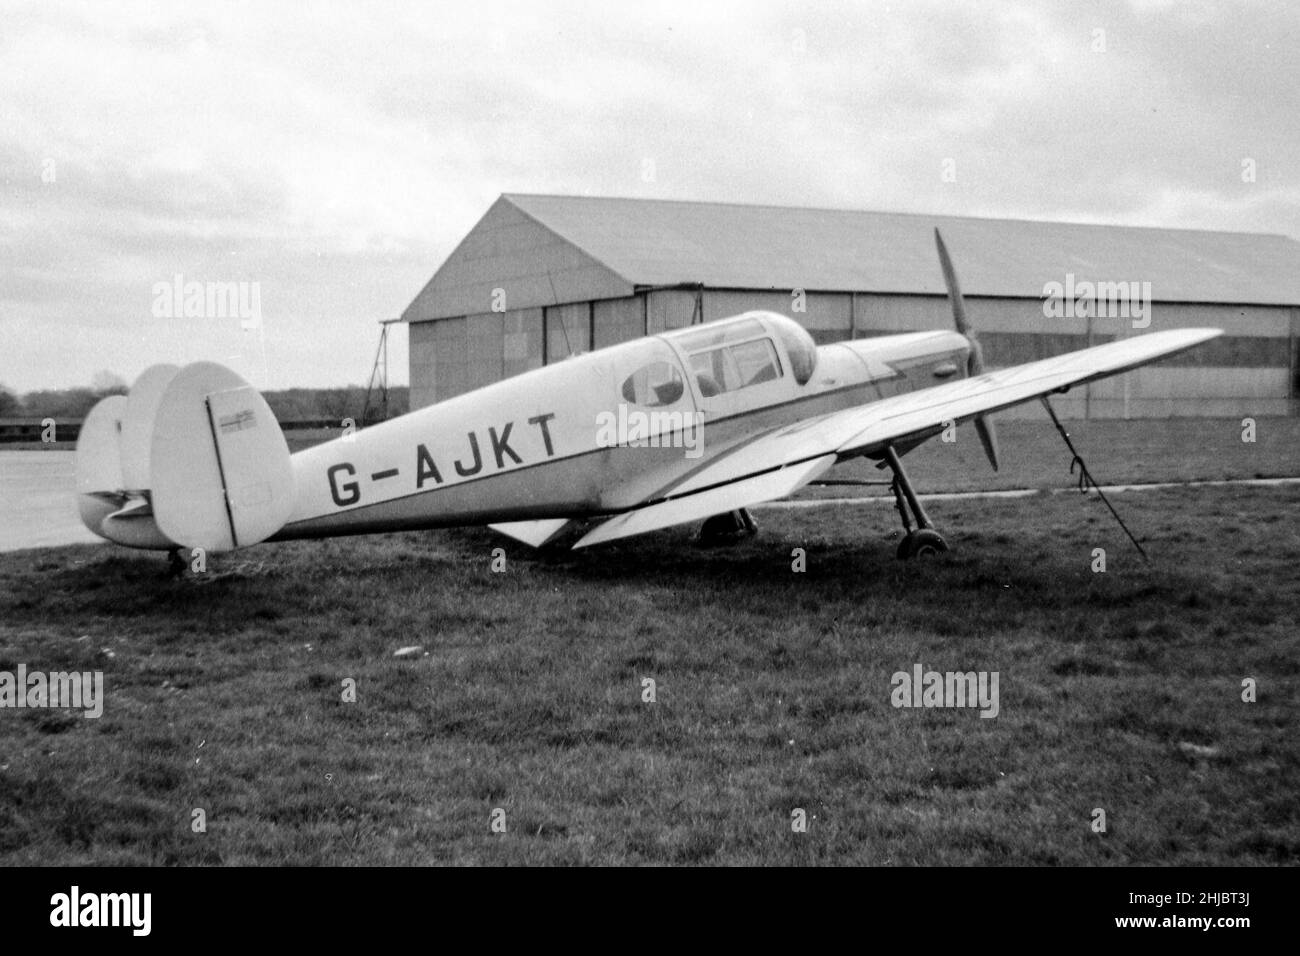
left=0, top=484, right=1296, bottom=865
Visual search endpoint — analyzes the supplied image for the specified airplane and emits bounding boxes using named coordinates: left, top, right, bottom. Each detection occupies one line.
left=75, top=231, right=1221, bottom=566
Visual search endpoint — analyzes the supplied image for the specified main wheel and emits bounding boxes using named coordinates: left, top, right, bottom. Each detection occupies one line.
left=167, top=548, right=188, bottom=579
left=897, top=528, right=949, bottom=560
left=698, top=510, right=758, bottom=546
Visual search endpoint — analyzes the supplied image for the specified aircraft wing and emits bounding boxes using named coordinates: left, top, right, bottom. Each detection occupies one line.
left=830, top=327, right=1222, bottom=460
left=574, top=327, right=1220, bottom=547
left=572, top=454, right=836, bottom=548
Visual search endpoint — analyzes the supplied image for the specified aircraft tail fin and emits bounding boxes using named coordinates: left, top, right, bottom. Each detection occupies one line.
left=76, top=394, right=130, bottom=539
left=76, top=362, right=296, bottom=553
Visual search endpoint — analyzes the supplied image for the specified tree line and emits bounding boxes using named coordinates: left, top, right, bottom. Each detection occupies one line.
left=0, top=378, right=409, bottom=424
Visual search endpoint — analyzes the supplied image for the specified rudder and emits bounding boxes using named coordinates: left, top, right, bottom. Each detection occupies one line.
left=150, top=362, right=295, bottom=553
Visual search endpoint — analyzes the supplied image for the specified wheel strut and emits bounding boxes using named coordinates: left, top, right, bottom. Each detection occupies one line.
left=167, top=548, right=187, bottom=579
left=882, top=444, right=947, bottom=559
left=883, top=444, right=933, bottom=530
left=698, top=508, right=758, bottom=546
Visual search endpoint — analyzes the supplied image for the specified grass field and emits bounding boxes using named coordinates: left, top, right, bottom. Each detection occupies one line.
left=1, top=480, right=1296, bottom=865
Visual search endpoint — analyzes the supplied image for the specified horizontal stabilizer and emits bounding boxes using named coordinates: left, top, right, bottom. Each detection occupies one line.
left=101, top=497, right=174, bottom=550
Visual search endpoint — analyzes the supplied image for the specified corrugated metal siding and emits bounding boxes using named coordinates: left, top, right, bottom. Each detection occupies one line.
left=996, top=397, right=1292, bottom=419
left=466, top=312, right=504, bottom=391
left=1136, top=367, right=1291, bottom=399
left=1144, top=302, right=1290, bottom=337
left=503, top=308, right=544, bottom=380
left=1154, top=335, right=1290, bottom=367
left=645, top=290, right=698, bottom=333
left=545, top=302, right=590, bottom=362
left=432, top=317, right=468, bottom=401
left=593, top=297, right=643, bottom=348
left=705, top=289, right=784, bottom=322
left=799, top=293, right=853, bottom=335
left=408, top=293, right=1297, bottom=410
left=409, top=320, right=439, bottom=410
left=858, top=294, right=979, bottom=333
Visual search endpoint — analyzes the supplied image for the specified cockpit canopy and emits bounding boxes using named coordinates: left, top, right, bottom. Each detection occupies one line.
left=763, top=312, right=818, bottom=385
left=662, top=311, right=818, bottom=387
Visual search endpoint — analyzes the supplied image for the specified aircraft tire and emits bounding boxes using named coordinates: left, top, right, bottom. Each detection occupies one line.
left=897, top=529, right=948, bottom=560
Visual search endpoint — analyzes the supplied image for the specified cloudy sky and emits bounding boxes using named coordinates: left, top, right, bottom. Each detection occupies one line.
left=2, top=0, right=1297, bottom=393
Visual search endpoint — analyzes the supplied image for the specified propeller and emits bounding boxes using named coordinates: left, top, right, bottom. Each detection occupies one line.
left=934, top=228, right=1000, bottom=471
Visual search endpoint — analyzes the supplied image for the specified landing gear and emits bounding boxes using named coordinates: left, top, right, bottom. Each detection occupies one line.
left=698, top=508, right=758, bottom=546
left=167, top=548, right=187, bottom=579
left=897, top=528, right=949, bottom=560
left=883, top=444, right=948, bottom=560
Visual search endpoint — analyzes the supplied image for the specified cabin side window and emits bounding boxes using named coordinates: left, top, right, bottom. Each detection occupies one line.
left=620, top=361, right=685, bottom=407
left=689, top=338, right=783, bottom=397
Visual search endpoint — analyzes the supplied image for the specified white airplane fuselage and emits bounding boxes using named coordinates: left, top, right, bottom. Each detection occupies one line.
left=273, top=312, right=970, bottom=540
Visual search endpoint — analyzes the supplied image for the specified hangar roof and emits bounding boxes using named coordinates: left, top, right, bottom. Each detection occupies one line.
left=401, top=194, right=1300, bottom=321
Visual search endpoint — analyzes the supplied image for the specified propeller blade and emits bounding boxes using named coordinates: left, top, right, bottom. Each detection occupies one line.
left=934, top=228, right=1001, bottom=471
left=934, top=228, right=972, bottom=339
left=974, top=416, right=1001, bottom=472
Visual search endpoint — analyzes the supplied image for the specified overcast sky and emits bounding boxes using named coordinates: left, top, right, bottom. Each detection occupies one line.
left=2, top=0, right=1297, bottom=393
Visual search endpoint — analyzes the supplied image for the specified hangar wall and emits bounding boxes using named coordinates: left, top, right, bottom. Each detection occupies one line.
left=409, top=290, right=1296, bottom=419
left=402, top=194, right=1300, bottom=418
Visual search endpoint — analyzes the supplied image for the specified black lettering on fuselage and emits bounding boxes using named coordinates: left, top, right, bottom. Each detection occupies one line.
left=528, top=413, right=556, bottom=457
left=409, top=414, right=556, bottom=491
left=454, top=432, right=483, bottom=477
left=328, top=463, right=360, bottom=506
left=489, top=423, right=522, bottom=468
left=416, top=444, right=443, bottom=488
